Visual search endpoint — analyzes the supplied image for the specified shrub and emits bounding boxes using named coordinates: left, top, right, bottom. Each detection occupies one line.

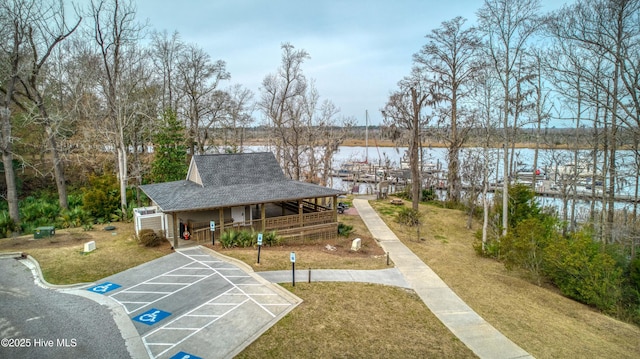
left=57, top=207, right=89, bottom=229
left=82, top=174, right=120, bottom=222
left=630, top=256, right=640, bottom=292
left=262, top=231, right=280, bottom=246
left=238, top=229, right=256, bottom=247
left=421, top=188, right=436, bottom=202
left=0, top=211, right=16, bottom=238
left=544, top=230, right=623, bottom=312
left=137, top=229, right=165, bottom=247
left=500, top=217, right=557, bottom=285
left=396, top=207, right=422, bottom=226
left=20, top=196, right=60, bottom=228
left=338, top=222, right=354, bottom=237
left=220, top=230, right=240, bottom=248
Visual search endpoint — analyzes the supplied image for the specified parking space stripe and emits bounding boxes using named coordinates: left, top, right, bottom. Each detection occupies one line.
left=106, top=248, right=298, bottom=358
left=143, top=287, right=249, bottom=358
left=176, top=251, right=279, bottom=319
left=109, top=260, right=219, bottom=314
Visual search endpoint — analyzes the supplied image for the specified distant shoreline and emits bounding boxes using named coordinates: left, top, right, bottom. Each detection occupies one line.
left=244, top=138, right=587, bottom=150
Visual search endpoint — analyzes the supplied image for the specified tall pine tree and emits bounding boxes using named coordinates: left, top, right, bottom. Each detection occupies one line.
left=151, top=110, right=189, bottom=182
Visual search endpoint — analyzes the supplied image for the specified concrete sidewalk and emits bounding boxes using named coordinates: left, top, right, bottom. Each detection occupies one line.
left=257, top=268, right=410, bottom=288
left=352, top=198, right=534, bottom=359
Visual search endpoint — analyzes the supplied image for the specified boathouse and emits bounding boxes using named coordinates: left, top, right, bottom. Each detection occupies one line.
left=136, top=152, right=346, bottom=248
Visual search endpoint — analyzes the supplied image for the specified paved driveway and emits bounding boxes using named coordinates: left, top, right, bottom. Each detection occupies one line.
left=0, top=256, right=131, bottom=359
left=92, top=247, right=300, bottom=359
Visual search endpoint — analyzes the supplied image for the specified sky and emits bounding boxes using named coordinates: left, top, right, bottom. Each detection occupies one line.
left=135, top=0, right=572, bottom=126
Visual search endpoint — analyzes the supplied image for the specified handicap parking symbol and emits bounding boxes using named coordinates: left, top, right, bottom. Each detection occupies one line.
left=132, top=308, right=171, bottom=325
left=170, top=352, right=203, bottom=359
left=87, top=282, right=121, bottom=294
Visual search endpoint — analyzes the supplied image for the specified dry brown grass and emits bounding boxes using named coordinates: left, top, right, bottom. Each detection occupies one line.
left=370, top=198, right=640, bottom=359
left=0, top=223, right=173, bottom=285
left=216, top=207, right=390, bottom=271
left=236, top=282, right=475, bottom=359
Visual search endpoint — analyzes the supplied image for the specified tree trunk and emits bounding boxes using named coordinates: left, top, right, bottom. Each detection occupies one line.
left=411, top=88, right=421, bottom=211
left=45, top=125, right=68, bottom=210
left=482, top=146, right=490, bottom=253
left=0, top=106, right=20, bottom=228
left=117, top=143, right=128, bottom=214
left=1, top=148, right=20, bottom=228
left=447, top=92, right=460, bottom=203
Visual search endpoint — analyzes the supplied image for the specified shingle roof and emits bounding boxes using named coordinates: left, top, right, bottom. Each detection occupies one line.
left=140, top=152, right=346, bottom=212
left=191, top=152, right=286, bottom=187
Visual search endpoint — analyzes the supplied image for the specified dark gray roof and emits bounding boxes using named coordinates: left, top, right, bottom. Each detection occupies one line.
left=192, top=152, right=285, bottom=187
left=140, top=152, right=346, bottom=212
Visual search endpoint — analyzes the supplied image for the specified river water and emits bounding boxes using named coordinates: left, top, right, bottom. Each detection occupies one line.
left=246, top=145, right=639, bottom=216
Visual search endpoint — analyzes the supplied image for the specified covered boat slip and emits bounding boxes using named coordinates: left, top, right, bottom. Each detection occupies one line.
left=137, top=152, right=346, bottom=248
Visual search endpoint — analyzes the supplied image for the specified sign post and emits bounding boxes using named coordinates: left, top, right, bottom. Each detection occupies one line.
left=257, top=233, right=263, bottom=264
left=290, top=251, right=296, bottom=286
left=210, top=221, right=216, bottom=245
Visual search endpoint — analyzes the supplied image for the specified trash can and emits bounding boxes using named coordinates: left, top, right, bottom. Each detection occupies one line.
left=34, top=226, right=55, bottom=239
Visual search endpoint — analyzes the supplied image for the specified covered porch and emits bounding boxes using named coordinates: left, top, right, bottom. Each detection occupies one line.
left=137, top=196, right=340, bottom=248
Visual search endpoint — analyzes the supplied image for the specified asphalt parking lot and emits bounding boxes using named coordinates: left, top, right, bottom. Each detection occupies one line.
left=0, top=256, right=131, bottom=359
left=91, top=247, right=301, bottom=359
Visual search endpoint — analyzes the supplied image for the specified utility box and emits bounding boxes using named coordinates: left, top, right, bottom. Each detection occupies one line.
left=34, top=226, right=55, bottom=239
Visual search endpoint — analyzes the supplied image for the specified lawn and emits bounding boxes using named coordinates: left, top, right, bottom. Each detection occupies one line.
left=2, top=200, right=639, bottom=358
left=0, top=223, right=173, bottom=285
left=369, top=198, right=640, bottom=359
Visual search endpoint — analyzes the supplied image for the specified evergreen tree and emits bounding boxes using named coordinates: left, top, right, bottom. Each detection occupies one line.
left=151, top=110, right=189, bottom=182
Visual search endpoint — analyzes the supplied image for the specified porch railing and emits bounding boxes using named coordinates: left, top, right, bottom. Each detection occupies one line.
left=187, top=210, right=336, bottom=243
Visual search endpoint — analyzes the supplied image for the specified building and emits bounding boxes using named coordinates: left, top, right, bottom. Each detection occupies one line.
left=136, top=152, right=346, bottom=248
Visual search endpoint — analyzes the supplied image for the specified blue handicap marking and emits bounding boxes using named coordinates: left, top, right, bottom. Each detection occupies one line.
left=170, top=352, right=203, bottom=359
left=87, top=282, right=121, bottom=294
left=132, top=308, right=171, bottom=325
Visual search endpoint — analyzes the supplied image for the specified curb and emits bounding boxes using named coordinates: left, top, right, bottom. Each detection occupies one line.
left=3, top=253, right=150, bottom=359
left=183, top=246, right=304, bottom=359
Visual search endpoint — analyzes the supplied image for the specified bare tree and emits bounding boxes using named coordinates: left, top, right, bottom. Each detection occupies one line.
left=150, top=30, right=183, bottom=111
left=529, top=50, right=553, bottom=194
left=224, top=84, right=254, bottom=152
left=307, top=101, right=353, bottom=187
left=547, top=0, right=640, bottom=243
left=477, top=0, right=542, bottom=236
left=471, top=65, right=501, bottom=252
left=414, top=16, right=482, bottom=203
left=382, top=70, right=432, bottom=210
left=89, top=0, right=145, bottom=213
left=0, top=0, right=31, bottom=227
left=11, top=1, right=81, bottom=211
left=259, top=43, right=310, bottom=180
left=176, top=43, right=230, bottom=155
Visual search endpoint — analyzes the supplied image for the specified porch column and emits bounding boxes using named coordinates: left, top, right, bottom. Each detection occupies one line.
left=261, top=203, right=266, bottom=231
left=172, top=212, right=179, bottom=249
left=298, top=199, right=303, bottom=226
left=219, top=208, right=225, bottom=236
left=333, top=195, right=338, bottom=222
left=314, top=197, right=318, bottom=210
